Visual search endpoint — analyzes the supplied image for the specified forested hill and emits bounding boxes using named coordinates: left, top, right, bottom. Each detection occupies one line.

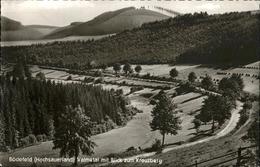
left=44, top=7, right=169, bottom=39
left=2, top=12, right=259, bottom=69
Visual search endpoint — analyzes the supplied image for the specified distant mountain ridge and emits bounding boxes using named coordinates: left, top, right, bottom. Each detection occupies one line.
left=1, top=7, right=172, bottom=41
left=1, top=16, right=59, bottom=41
left=26, top=25, right=59, bottom=29
left=45, top=7, right=170, bottom=39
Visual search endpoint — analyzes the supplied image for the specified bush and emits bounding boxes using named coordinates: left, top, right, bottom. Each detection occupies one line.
left=171, top=92, right=178, bottom=98
left=36, top=134, right=47, bottom=142
left=176, top=82, right=194, bottom=95
left=115, top=89, right=123, bottom=95
left=151, top=139, right=162, bottom=152
left=28, top=134, right=37, bottom=144
left=36, top=135, right=43, bottom=142
left=192, top=119, right=201, bottom=133
left=0, top=145, right=11, bottom=152
left=83, top=77, right=94, bottom=83
left=170, top=68, right=178, bottom=78
left=141, top=73, right=151, bottom=79
left=237, top=109, right=249, bottom=129
left=20, top=136, right=30, bottom=147
left=36, top=72, right=45, bottom=80
left=150, top=99, right=157, bottom=105
left=126, top=146, right=137, bottom=152
left=243, top=101, right=253, bottom=110
left=94, top=77, right=103, bottom=84
left=67, top=75, right=72, bottom=80
left=94, top=70, right=102, bottom=77
left=240, top=92, right=258, bottom=102
left=130, top=86, right=144, bottom=93
left=122, top=81, right=126, bottom=85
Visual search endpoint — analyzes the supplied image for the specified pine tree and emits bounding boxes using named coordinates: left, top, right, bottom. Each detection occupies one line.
left=12, top=62, right=25, bottom=79
left=0, top=86, right=6, bottom=151
left=1, top=71, right=129, bottom=149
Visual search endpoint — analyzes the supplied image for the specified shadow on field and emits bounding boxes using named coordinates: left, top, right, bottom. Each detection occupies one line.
left=187, top=130, right=214, bottom=142
left=187, top=128, right=212, bottom=134
left=181, top=95, right=204, bottom=104
left=164, top=141, right=185, bottom=147
left=197, top=64, right=237, bottom=70
left=188, top=108, right=201, bottom=115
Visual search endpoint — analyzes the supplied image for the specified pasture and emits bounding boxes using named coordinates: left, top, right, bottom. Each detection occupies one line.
left=106, top=64, right=200, bottom=76
left=105, top=61, right=259, bottom=94
left=174, top=63, right=259, bottom=95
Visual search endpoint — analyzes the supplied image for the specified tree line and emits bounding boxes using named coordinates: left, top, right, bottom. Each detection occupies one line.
left=0, top=63, right=132, bottom=152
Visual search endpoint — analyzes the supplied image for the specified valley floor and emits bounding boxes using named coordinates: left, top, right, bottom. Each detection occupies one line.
left=0, top=62, right=258, bottom=167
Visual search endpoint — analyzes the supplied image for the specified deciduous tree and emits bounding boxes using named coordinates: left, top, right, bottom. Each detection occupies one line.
left=192, top=119, right=201, bottom=134
left=123, top=63, right=132, bottom=74
left=188, top=72, right=197, bottom=83
left=53, top=105, right=96, bottom=166
left=36, top=72, right=45, bottom=80
left=219, top=76, right=244, bottom=100
left=169, top=68, right=178, bottom=78
left=150, top=91, right=182, bottom=147
left=197, top=95, right=232, bottom=133
left=201, top=75, right=214, bottom=90
left=113, top=63, right=121, bottom=74
left=135, top=65, right=142, bottom=74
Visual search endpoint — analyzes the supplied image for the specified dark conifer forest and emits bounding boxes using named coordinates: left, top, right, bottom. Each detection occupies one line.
left=2, top=12, right=259, bottom=70
left=0, top=66, right=132, bottom=150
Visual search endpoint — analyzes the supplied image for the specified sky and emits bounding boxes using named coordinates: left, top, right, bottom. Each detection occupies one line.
left=1, top=0, right=259, bottom=27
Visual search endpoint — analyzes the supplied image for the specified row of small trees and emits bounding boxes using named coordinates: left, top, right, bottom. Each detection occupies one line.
left=113, top=63, right=142, bottom=75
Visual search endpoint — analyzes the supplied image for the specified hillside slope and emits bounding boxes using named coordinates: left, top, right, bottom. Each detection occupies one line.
left=1, top=16, right=58, bottom=41
left=45, top=7, right=170, bottom=39
left=1, top=16, right=23, bottom=31
left=2, top=12, right=259, bottom=68
left=26, top=25, right=59, bottom=35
